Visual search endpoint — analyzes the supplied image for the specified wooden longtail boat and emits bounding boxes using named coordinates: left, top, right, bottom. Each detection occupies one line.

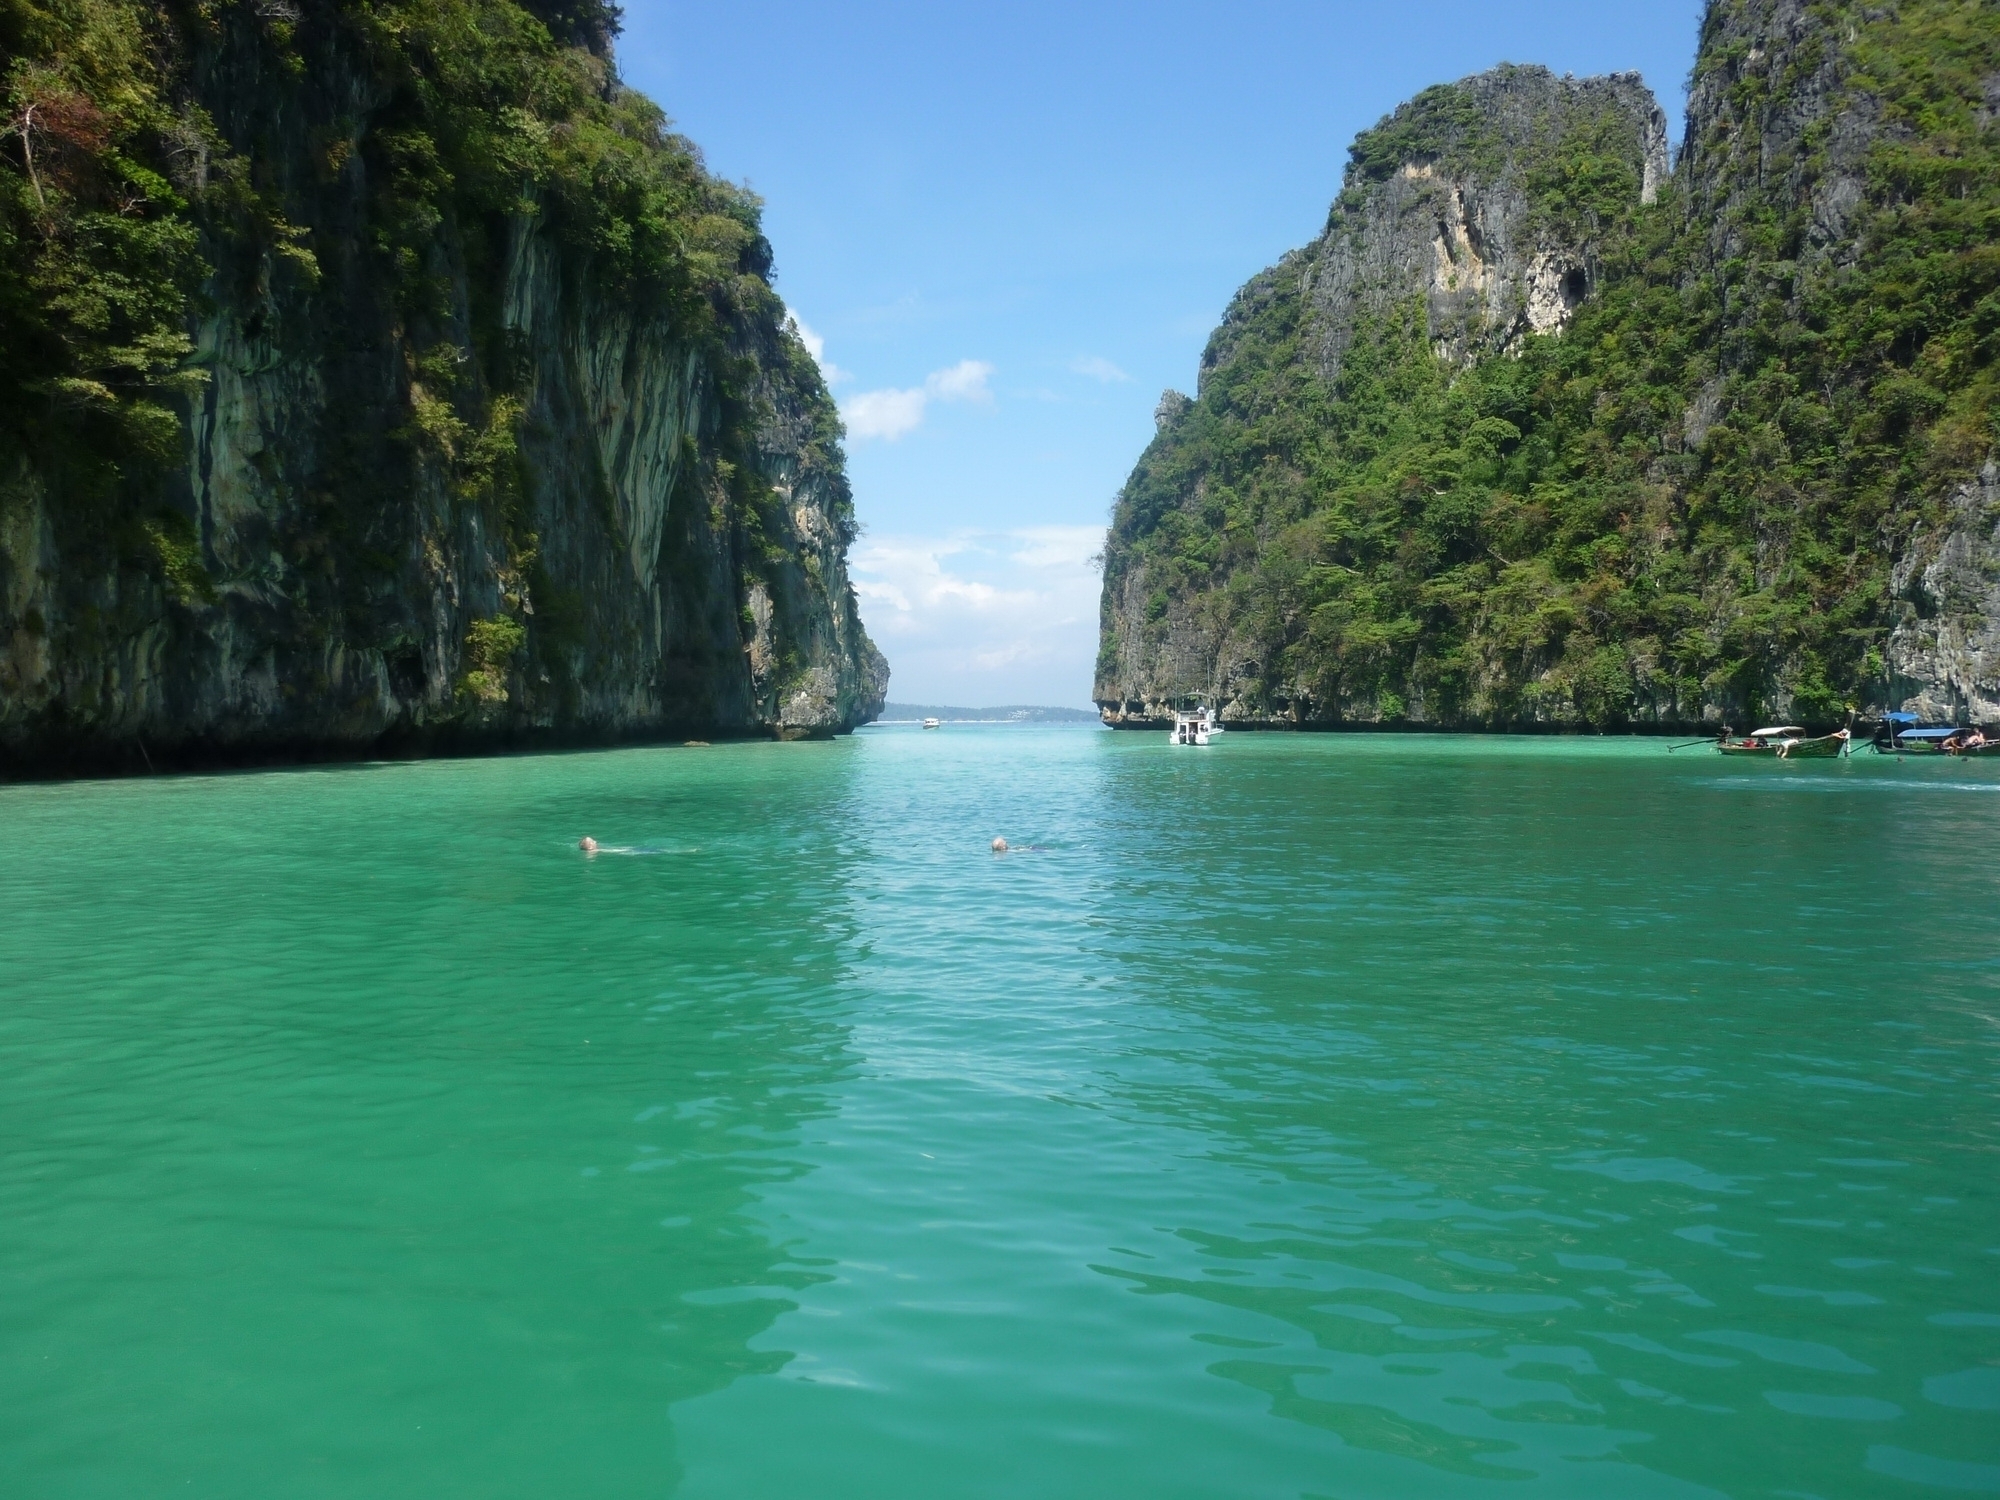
left=1869, top=714, right=1998, bottom=755
left=1715, top=725, right=1799, bottom=756
left=1715, top=726, right=1850, bottom=758
left=1778, top=729, right=1851, bottom=758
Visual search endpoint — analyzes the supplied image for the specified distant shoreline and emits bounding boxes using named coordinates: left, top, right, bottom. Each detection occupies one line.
left=877, top=704, right=1100, bottom=725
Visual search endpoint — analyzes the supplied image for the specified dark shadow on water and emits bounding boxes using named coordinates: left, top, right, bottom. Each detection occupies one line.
left=0, top=720, right=861, bottom=787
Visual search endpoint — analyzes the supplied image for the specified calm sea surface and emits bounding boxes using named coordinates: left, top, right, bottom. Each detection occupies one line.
left=3, top=728, right=1998, bottom=1498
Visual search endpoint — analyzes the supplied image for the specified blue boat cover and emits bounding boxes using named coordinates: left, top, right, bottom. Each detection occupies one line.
left=1892, top=727, right=1965, bottom=740
left=1884, top=711, right=1923, bottom=723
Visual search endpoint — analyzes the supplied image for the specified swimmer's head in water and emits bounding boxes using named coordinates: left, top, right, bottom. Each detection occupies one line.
left=579, top=836, right=599, bottom=853
left=991, top=837, right=1008, bottom=853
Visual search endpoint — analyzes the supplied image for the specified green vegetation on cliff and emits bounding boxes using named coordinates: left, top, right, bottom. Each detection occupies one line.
left=2, top=0, right=847, bottom=585
left=1102, top=0, right=1998, bottom=727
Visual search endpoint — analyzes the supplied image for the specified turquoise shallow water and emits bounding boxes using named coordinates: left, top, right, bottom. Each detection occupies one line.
left=2, top=728, right=1998, bottom=1498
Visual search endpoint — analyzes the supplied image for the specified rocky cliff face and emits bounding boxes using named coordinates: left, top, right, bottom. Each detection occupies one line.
left=1888, top=460, right=2000, bottom=726
left=1097, top=0, right=1999, bottom=731
left=0, top=0, right=885, bottom=776
left=1300, top=69, right=1668, bottom=384
left=1098, top=67, right=1670, bottom=728
left=1679, top=0, right=2000, bottom=726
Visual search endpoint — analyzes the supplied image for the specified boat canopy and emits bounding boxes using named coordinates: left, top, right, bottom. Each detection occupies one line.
left=1884, top=711, right=1923, bottom=724
left=1891, top=726, right=1966, bottom=741
left=1751, top=726, right=1805, bottom=737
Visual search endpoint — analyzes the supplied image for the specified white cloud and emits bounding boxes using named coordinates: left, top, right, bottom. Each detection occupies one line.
left=925, top=359, right=995, bottom=403
left=1009, top=526, right=1100, bottom=569
left=783, top=312, right=850, bottom=386
left=849, top=524, right=1105, bottom=706
left=842, top=387, right=930, bottom=441
left=1069, top=355, right=1130, bottom=383
left=839, top=358, right=996, bottom=442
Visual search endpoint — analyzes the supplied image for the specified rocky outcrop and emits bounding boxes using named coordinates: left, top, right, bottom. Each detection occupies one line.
left=1678, top=0, right=1895, bottom=280
left=1888, top=460, right=2000, bottom=725
left=1301, top=68, right=1668, bottom=382
left=0, top=2, right=884, bottom=777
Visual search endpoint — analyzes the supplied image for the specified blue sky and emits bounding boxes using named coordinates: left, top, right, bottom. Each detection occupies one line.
left=616, top=0, right=1706, bottom=708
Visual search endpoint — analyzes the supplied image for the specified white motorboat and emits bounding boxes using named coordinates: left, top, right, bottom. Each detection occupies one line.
left=922, top=717, right=941, bottom=730
left=1169, top=708, right=1215, bottom=746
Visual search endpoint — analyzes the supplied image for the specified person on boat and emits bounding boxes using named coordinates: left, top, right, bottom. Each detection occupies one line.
left=580, top=836, right=599, bottom=853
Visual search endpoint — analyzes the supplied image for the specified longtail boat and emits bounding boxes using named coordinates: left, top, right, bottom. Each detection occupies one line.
left=1715, top=726, right=1850, bottom=758
left=1778, top=729, right=1851, bottom=758
left=1869, top=713, right=1998, bottom=755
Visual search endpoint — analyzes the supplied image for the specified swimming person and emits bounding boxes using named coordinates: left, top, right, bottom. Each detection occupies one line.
left=579, top=836, right=599, bottom=854
left=991, top=837, right=1008, bottom=853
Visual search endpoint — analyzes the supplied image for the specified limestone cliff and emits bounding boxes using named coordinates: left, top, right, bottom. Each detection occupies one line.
left=1098, top=0, right=1998, bottom=731
left=0, top=0, right=885, bottom=775
left=1888, top=460, right=2000, bottom=726
left=1297, top=69, right=1668, bottom=385
left=1682, top=0, right=2000, bottom=727
left=1099, top=66, right=1669, bottom=727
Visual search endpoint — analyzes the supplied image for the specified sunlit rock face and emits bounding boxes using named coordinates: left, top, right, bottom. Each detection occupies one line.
left=1294, top=67, right=1668, bottom=383
left=1889, top=461, right=2000, bottom=726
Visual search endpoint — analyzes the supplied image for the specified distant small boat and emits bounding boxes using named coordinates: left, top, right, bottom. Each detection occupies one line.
left=922, top=717, right=941, bottom=730
left=1169, top=708, right=1214, bottom=746
left=1716, top=726, right=1850, bottom=758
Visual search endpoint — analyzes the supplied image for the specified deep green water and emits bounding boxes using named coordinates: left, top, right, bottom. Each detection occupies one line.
left=3, top=728, right=1998, bottom=1498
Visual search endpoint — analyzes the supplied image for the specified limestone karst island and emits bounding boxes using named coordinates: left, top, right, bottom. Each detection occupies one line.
left=4, top=2, right=1997, bottom=1497
left=2, top=0, right=886, bottom=777
left=1097, top=31, right=1997, bottom=733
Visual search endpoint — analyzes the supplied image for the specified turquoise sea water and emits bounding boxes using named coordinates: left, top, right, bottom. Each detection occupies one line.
left=2, top=727, right=1997, bottom=1498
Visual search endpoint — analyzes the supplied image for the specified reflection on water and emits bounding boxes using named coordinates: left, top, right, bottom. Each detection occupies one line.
left=3, top=733, right=1997, bottom=1498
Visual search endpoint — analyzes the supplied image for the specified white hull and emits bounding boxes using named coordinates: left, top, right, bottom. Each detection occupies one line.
left=1170, top=709, right=1216, bottom=746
